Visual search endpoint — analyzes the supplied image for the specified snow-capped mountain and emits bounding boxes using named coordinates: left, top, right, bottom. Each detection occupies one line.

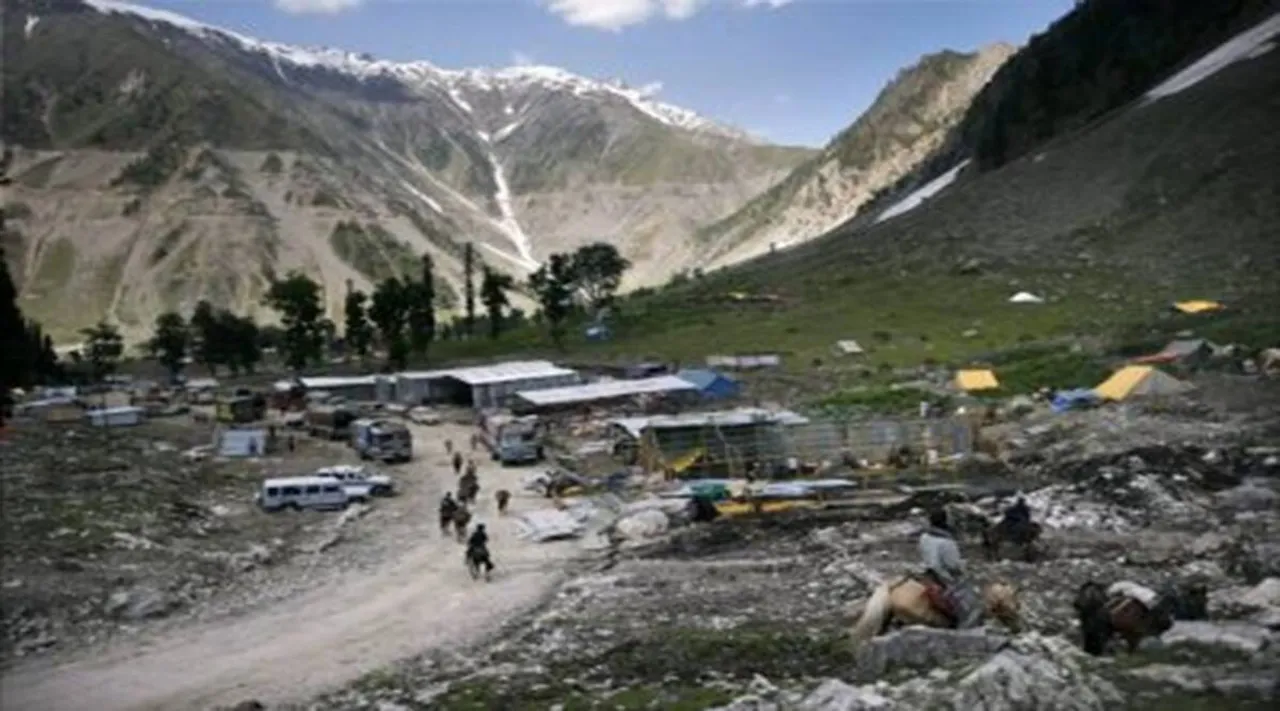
left=3, top=0, right=810, bottom=341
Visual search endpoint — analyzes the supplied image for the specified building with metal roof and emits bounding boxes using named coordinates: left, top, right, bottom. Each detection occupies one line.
left=513, top=375, right=697, bottom=411
left=395, top=360, right=579, bottom=409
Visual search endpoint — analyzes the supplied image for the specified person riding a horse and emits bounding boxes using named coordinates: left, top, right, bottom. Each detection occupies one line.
left=439, top=492, right=458, bottom=534
left=919, top=508, right=979, bottom=628
left=459, top=471, right=479, bottom=505
left=452, top=504, right=472, bottom=542
left=1003, top=496, right=1031, bottom=529
left=467, top=523, right=495, bottom=575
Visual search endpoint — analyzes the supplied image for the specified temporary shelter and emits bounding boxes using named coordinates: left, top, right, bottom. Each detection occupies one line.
left=87, top=406, right=144, bottom=427
left=1132, top=339, right=1215, bottom=366
left=1008, top=291, right=1045, bottom=304
left=1050, top=389, right=1101, bottom=413
left=218, top=428, right=270, bottom=457
left=1093, top=366, right=1194, bottom=401
left=395, top=361, right=579, bottom=409
left=676, top=369, right=740, bottom=399
left=954, top=369, right=1000, bottom=392
left=513, top=375, right=696, bottom=411
left=834, top=340, right=866, bottom=356
left=1173, top=300, right=1224, bottom=315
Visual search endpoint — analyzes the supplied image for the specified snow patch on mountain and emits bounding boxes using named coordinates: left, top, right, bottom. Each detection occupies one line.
left=488, top=153, right=539, bottom=270
left=876, top=160, right=969, bottom=224
left=84, top=0, right=746, bottom=141
left=1145, top=12, right=1280, bottom=101
left=25, top=15, right=40, bottom=37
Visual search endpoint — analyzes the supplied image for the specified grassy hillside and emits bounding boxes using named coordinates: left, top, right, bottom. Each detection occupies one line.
left=430, top=42, right=1280, bottom=377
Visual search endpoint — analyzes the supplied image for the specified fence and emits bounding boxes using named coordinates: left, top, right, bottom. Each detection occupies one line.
left=635, top=416, right=976, bottom=479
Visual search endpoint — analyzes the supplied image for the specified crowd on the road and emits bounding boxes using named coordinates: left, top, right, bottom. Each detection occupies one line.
left=437, top=436, right=505, bottom=580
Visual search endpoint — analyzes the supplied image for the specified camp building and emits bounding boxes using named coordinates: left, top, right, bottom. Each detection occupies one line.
left=395, top=360, right=580, bottom=409
left=611, top=408, right=810, bottom=477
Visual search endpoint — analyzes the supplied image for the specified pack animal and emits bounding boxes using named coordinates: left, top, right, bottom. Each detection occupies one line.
left=1073, top=580, right=1176, bottom=655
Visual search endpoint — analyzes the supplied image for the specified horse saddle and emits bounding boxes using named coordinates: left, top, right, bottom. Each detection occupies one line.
left=914, top=574, right=958, bottom=623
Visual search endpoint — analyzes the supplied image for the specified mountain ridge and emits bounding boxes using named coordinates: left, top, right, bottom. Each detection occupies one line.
left=3, top=0, right=812, bottom=343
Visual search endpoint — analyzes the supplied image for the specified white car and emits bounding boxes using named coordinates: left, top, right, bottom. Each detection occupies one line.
left=315, top=465, right=395, bottom=501
left=257, top=476, right=349, bottom=512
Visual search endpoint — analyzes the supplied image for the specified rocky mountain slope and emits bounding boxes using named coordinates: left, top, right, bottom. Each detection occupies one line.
left=695, top=44, right=1014, bottom=269
left=0, top=0, right=810, bottom=342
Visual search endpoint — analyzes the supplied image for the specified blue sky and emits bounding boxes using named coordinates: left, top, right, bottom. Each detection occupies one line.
left=136, top=1, right=1076, bottom=146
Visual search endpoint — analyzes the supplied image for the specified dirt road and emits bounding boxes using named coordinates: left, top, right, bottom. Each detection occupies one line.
left=1, top=423, right=582, bottom=711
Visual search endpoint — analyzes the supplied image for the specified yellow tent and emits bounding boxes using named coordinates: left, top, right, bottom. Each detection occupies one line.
left=1094, top=365, right=1194, bottom=401
left=1173, top=300, right=1224, bottom=314
left=955, top=369, right=1000, bottom=392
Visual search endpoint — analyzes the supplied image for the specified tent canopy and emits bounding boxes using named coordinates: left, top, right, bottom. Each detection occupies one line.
left=1008, top=291, right=1045, bottom=304
left=955, top=369, right=1000, bottom=392
left=1173, top=300, right=1224, bottom=314
left=1094, top=365, right=1194, bottom=401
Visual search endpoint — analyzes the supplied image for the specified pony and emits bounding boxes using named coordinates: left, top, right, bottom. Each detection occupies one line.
left=848, top=576, right=1022, bottom=646
left=495, top=489, right=511, bottom=515
left=1073, top=580, right=1176, bottom=655
left=459, top=473, right=480, bottom=506
left=981, top=519, right=1043, bottom=562
left=452, top=506, right=472, bottom=542
left=465, top=543, right=493, bottom=582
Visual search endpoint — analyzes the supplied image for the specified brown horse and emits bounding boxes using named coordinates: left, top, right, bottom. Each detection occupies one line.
left=982, top=520, right=1043, bottom=562
left=848, top=577, right=1022, bottom=647
left=452, top=507, right=472, bottom=542
left=1073, top=580, right=1175, bottom=655
left=495, top=489, right=511, bottom=515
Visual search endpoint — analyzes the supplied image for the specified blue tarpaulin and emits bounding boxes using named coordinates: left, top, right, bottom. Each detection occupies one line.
left=676, top=369, right=740, bottom=399
left=1051, top=388, right=1100, bottom=413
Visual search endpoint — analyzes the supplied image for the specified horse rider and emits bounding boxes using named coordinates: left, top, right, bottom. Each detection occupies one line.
left=452, top=451, right=464, bottom=476
left=439, top=492, right=458, bottom=534
left=467, top=523, right=495, bottom=574
left=919, top=508, right=978, bottom=628
left=1003, top=496, right=1031, bottom=529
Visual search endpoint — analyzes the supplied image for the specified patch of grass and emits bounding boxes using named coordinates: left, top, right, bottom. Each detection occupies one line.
left=576, top=625, right=854, bottom=684
left=976, top=347, right=1112, bottom=396
left=31, top=238, right=77, bottom=290
left=311, top=188, right=343, bottom=208
left=112, top=142, right=186, bottom=190
left=3, top=201, right=34, bottom=220
left=430, top=677, right=734, bottom=711
left=260, top=152, right=284, bottom=174
left=149, top=224, right=186, bottom=266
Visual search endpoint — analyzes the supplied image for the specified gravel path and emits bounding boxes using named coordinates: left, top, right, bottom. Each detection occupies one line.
left=0, top=423, right=581, bottom=711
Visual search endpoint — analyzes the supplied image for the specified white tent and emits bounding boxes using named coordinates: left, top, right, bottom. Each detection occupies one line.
left=1008, top=291, right=1045, bottom=304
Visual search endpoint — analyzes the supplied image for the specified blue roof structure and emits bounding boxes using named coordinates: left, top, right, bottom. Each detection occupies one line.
left=676, top=369, right=740, bottom=399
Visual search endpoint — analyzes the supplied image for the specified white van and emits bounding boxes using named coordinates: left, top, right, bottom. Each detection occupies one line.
left=256, top=476, right=349, bottom=512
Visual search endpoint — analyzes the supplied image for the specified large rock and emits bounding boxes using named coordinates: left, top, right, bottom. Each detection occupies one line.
left=1160, top=620, right=1273, bottom=655
left=1126, top=663, right=1280, bottom=699
left=1215, top=483, right=1278, bottom=512
left=797, top=679, right=894, bottom=710
left=614, top=509, right=670, bottom=541
left=931, top=634, right=1122, bottom=711
left=854, top=627, right=1010, bottom=678
left=104, top=587, right=179, bottom=621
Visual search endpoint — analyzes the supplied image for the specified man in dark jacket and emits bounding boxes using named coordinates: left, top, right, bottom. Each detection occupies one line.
left=467, top=523, right=494, bottom=574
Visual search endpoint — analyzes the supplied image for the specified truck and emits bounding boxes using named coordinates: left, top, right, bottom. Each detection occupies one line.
left=478, top=411, right=545, bottom=465
left=350, top=418, right=413, bottom=463
left=313, top=465, right=395, bottom=501
left=215, top=394, right=267, bottom=424
left=305, top=404, right=357, bottom=440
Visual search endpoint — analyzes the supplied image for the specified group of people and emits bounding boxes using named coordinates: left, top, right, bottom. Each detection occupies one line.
left=917, top=496, right=1033, bottom=628
left=440, top=437, right=493, bottom=576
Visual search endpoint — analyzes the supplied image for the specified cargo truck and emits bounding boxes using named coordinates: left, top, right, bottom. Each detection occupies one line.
left=305, top=404, right=357, bottom=440
left=478, top=411, right=545, bottom=465
left=350, top=418, right=413, bottom=463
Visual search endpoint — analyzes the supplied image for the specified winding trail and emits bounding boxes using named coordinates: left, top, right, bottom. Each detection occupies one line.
left=1, top=424, right=580, bottom=711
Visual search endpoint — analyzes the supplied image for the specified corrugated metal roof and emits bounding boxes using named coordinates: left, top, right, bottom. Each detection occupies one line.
left=398, top=360, right=576, bottom=386
left=516, top=375, right=695, bottom=407
left=298, top=376, right=380, bottom=389
left=611, top=408, right=809, bottom=438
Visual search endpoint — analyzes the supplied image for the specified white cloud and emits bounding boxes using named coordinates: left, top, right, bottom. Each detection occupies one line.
left=511, top=50, right=536, bottom=66
left=274, top=0, right=364, bottom=15
left=543, top=0, right=791, bottom=32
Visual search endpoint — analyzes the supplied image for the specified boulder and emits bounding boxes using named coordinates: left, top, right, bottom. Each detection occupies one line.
left=931, top=634, right=1122, bottom=711
left=854, top=627, right=1010, bottom=678
left=104, top=587, right=178, bottom=621
left=1160, top=620, right=1273, bottom=655
left=797, top=679, right=894, bottom=710
left=1215, top=483, right=1278, bottom=512
left=614, top=509, right=670, bottom=541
